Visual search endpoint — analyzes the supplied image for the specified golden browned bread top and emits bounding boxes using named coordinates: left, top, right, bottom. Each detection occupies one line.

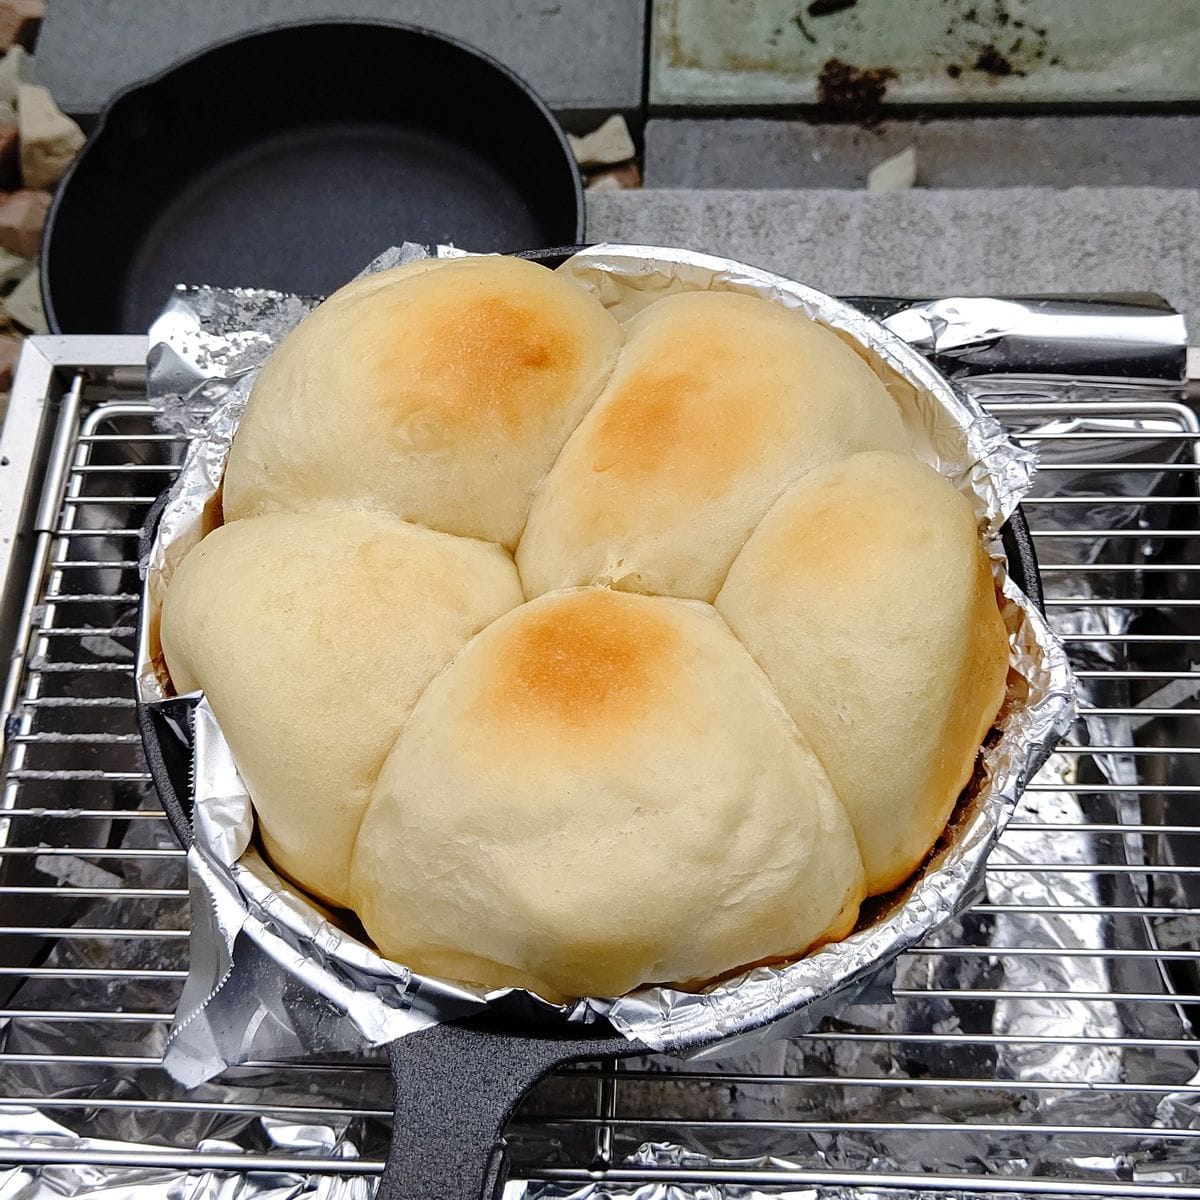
left=350, top=587, right=865, bottom=999
left=478, top=586, right=679, bottom=738
left=222, top=255, right=623, bottom=548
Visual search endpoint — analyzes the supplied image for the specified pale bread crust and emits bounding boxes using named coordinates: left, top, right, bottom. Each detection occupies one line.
left=717, top=451, right=1010, bottom=895
left=160, top=509, right=523, bottom=907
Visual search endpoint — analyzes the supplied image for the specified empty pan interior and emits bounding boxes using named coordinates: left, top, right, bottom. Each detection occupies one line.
left=43, top=21, right=584, bottom=333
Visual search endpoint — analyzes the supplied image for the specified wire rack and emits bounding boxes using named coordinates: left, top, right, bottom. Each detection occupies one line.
left=2, top=338, right=1200, bottom=1197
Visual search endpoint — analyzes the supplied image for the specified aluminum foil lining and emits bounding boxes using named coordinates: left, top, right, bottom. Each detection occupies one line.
left=849, top=292, right=1187, bottom=382
left=133, top=242, right=1074, bottom=1078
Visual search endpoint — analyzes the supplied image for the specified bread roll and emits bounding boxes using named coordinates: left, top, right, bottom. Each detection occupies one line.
left=222, top=255, right=623, bottom=548
left=349, top=587, right=865, bottom=999
left=716, top=452, right=1009, bottom=895
left=517, top=291, right=908, bottom=603
left=161, top=510, right=524, bottom=907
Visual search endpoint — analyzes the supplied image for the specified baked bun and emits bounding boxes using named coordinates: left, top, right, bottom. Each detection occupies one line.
left=163, top=255, right=1013, bottom=1001
left=160, top=509, right=523, bottom=906
left=349, top=587, right=865, bottom=999
left=221, top=255, right=622, bottom=548
left=716, top=452, right=1010, bottom=895
left=516, top=291, right=909, bottom=603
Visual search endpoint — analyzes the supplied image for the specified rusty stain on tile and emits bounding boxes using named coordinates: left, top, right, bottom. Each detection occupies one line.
left=815, top=58, right=898, bottom=123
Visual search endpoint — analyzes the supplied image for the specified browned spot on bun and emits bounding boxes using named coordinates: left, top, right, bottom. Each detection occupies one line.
left=937, top=543, right=1011, bottom=788
left=589, top=359, right=761, bottom=495
left=485, top=590, right=679, bottom=734
left=433, top=294, right=575, bottom=401
left=364, top=268, right=583, bottom=441
left=582, top=294, right=827, bottom=499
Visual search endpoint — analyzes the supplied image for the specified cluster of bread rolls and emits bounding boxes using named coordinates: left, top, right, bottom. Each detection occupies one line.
left=161, top=254, right=1010, bottom=1001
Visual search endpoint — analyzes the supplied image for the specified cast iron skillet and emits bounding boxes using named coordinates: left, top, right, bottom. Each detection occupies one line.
left=42, top=21, right=584, bottom=334
left=136, top=250, right=1046, bottom=1198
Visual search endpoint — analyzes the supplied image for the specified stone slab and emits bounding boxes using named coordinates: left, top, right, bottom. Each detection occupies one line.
left=651, top=0, right=1200, bottom=107
left=586, top=186, right=1200, bottom=338
left=644, top=116, right=1200, bottom=190
left=36, top=0, right=644, bottom=121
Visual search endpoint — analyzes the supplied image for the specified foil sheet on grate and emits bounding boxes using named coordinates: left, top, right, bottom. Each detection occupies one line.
left=0, top=274, right=1186, bottom=1198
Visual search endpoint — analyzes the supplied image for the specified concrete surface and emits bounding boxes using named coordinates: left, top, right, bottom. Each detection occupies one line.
left=586, top=186, right=1200, bottom=337
left=652, top=0, right=1200, bottom=107
left=35, top=0, right=644, bottom=121
left=645, top=117, right=1200, bottom=190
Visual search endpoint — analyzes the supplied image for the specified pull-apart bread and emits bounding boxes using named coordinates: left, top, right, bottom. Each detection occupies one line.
left=161, top=254, right=1011, bottom=999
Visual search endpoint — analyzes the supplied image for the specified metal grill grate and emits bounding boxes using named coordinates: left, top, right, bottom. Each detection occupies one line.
left=2, top=339, right=1200, bottom=1196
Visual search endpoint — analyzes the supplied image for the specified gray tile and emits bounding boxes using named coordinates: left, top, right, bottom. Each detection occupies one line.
left=651, top=0, right=1200, bottom=107
left=36, top=0, right=644, bottom=119
left=587, top=187, right=1200, bottom=337
left=645, top=117, right=1200, bottom=190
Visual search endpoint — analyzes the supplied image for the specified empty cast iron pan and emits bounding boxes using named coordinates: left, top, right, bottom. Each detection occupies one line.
left=41, top=20, right=585, bottom=333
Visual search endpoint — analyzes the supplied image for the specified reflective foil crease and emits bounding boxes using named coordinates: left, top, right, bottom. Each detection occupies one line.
left=21, top=245, right=1179, bottom=1200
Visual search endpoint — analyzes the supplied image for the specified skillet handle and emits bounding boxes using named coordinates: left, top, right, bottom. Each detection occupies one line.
left=380, top=1020, right=623, bottom=1200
